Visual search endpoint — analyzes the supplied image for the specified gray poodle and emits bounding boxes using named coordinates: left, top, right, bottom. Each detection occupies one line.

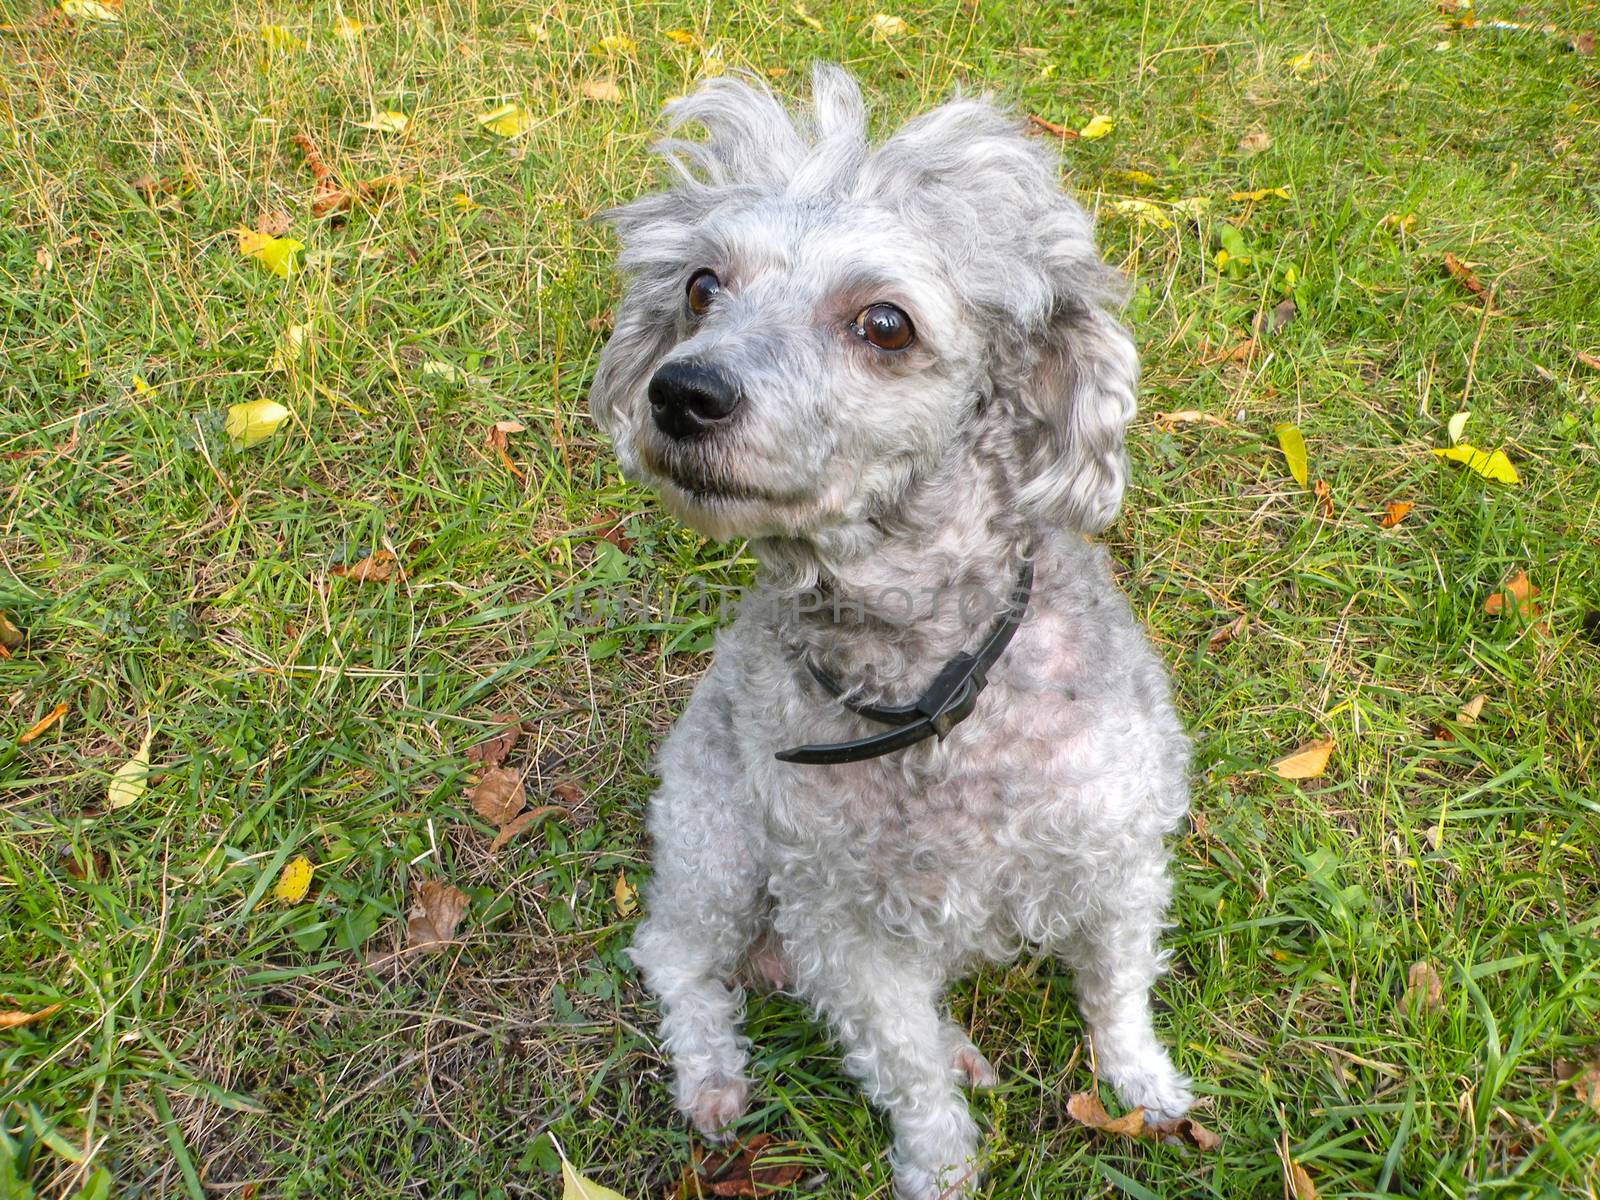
left=588, top=65, right=1193, bottom=1199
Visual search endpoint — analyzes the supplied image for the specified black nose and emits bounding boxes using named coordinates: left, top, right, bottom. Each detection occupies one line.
left=648, top=360, right=743, bottom=439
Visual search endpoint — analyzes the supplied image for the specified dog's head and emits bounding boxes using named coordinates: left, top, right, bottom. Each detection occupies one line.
left=589, top=65, right=1136, bottom=544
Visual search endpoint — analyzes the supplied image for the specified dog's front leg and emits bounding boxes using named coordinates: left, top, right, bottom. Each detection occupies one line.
left=786, top=920, right=980, bottom=1199
left=1065, top=865, right=1193, bottom=1123
left=629, top=679, right=765, bottom=1141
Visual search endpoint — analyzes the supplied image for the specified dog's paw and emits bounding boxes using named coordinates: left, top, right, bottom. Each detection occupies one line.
left=682, top=1073, right=749, bottom=1141
left=951, top=1044, right=997, bottom=1090
left=1111, top=1065, right=1193, bottom=1125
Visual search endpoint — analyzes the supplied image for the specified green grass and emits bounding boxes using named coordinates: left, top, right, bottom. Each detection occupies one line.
left=3, top=0, right=1599, bottom=1196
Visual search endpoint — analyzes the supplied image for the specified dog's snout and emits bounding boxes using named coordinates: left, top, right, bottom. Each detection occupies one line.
left=648, top=361, right=743, bottom=439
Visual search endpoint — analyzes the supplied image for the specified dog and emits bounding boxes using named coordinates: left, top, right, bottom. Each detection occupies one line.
left=587, top=65, right=1193, bottom=1199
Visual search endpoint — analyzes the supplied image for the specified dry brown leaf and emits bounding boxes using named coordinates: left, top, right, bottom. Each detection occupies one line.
left=1256, top=296, right=1296, bottom=336
left=1403, top=960, right=1445, bottom=1014
left=0, top=1003, right=62, bottom=1030
left=487, top=804, right=569, bottom=853
left=1288, top=1161, right=1318, bottom=1200
left=332, top=549, right=403, bottom=583
left=552, top=779, right=583, bottom=806
left=486, top=419, right=525, bottom=452
left=486, top=419, right=527, bottom=478
left=692, top=1133, right=806, bottom=1198
left=1312, top=478, right=1333, bottom=518
left=255, top=206, right=292, bottom=236
left=60, top=845, right=110, bottom=880
left=470, top=766, right=525, bottom=826
left=595, top=511, right=633, bottom=553
left=1025, top=113, right=1078, bottom=140
left=1483, top=569, right=1539, bottom=618
left=1065, top=1091, right=1220, bottom=1151
left=1154, top=409, right=1231, bottom=431
left=1238, top=129, right=1272, bottom=154
left=1442, top=252, right=1488, bottom=298
left=1270, top=738, right=1334, bottom=781
left=1457, top=693, right=1487, bottom=725
left=1379, top=501, right=1414, bottom=528
left=18, top=702, right=68, bottom=745
left=1568, top=1062, right=1600, bottom=1114
left=1156, top=1116, right=1222, bottom=1151
left=1207, top=613, right=1249, bottom=649
left=1199, top=337, right=1256, bottom=366
left=1577, top=351, right=1600, bottom=372
left=1572, top=31, right=1594, bottom=55
left=406, top=879, right=468, bottom=951
left=465, top=718, right=519, bottom=769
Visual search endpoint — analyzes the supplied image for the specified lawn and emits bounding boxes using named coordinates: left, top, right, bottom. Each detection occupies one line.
left=2, top=0, right=1599, bottom=1196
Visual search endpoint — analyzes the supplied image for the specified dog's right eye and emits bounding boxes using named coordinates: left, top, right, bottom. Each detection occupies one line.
left=686, top=269, right=722, bottom=316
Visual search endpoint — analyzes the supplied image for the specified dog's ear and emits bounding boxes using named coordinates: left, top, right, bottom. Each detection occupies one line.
left=1010, top=301, right=1138, bottom=534
left=587, top=191, right=690, bottom=443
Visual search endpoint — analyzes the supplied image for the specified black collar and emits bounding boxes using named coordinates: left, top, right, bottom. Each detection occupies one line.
left=775, top=554, right=1036, bottom=766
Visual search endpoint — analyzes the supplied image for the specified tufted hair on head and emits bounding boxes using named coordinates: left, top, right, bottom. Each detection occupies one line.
left=591, top=64, right=1138, bottom=535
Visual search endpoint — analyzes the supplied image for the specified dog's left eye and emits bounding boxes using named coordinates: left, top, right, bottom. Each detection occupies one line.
left=854, top=303, right=914, bottom=351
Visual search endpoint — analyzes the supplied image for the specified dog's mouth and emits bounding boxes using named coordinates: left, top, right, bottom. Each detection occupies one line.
left=641, top=443, right=790, bottom=506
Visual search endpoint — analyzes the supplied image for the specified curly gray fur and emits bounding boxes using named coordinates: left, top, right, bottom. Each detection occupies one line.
left=589, top=65, right=1193, bottom=1199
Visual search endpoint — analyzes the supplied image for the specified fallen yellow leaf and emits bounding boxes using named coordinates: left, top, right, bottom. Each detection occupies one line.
left=578, top=78, right=623, bottom=103
left=333, top=14, right=363, bottom=39
left=478, top=103, right=534, bottom=137
left=614, top=870, right=638, bottom=917
left=1287, top=50, right=1315, bottom=73
left=269, top=324, right=312, bottom=371
left=663, top=28, right=698, bottom=45
left=225, top=400, right=290, bottom=449
left=1274, top=423, right=1309, bottom=487
left=1154, top=409, right=1230, bottom=430
left=1229, top=185, right=1291, bottom=202
left=867, top=13, right=908, bottom=40
left=1432, top=443, right=1518, bottom=484
left=1113, top=168, right=1156, bottom=185
left=596, top=33, right=635, bottom=53
left=355, top=110, right=410, bottom=134
left=260, top=24, right=303, bottom=52
left=60, top=0, right=120, bottom=21
left=792, top=3, right=823, bottom=31
left=1447, top=411, right=1470, bottom=444
left=1270, top=737, right=1334, bottom=781
left=561, top=1159, right=628, bottom=1200
left=274, top=855, right=314, bottom=903
left=237, top=228, right=304, bottom=278
left=1079, top=113, right=1115, bottom=140
left=1111, top=199, right=1173, bottom=229
left=108, top=730, right=155, bottom=809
